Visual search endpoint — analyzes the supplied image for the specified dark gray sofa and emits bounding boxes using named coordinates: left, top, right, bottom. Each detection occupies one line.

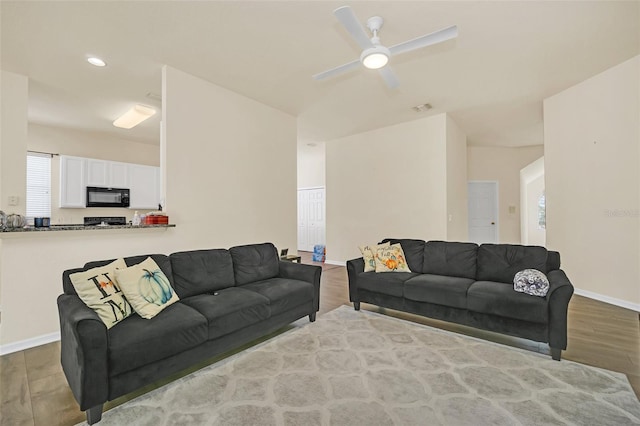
left=347, top=239, right=573, bottom=360
left=57, top=242, right=321, bottom=425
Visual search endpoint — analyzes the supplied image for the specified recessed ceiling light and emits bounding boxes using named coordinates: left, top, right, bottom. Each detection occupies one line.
left=87, top=57, right=106, bottom=67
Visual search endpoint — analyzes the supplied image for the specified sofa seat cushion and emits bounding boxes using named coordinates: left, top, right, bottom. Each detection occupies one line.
left=108, top=302, right=208, bottom=376
left=181, top=287, right=270, bottom=340
left=241, top=278, right=314, bottom=316
left=356, top=272, right=420, bottom=297
left=404, top=274, right=475, bottom=309
left=467, top=281, right=549, bottom=323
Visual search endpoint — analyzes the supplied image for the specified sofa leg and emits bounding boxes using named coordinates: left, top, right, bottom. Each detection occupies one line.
left=309, top=313, right=316, bottom=322
left=354, top=302, right=360, bottom=311
left=550, top=347, right=562, bottom=361
left=86, top=404, right=103, bottom=425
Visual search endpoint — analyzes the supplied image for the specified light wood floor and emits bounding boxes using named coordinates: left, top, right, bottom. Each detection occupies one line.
left=1, top=252, right=638, bottom=426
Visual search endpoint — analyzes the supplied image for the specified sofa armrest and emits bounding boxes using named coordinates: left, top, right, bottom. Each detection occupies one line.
left=346, top=257, right=365, bottom=303
left=545, top=269, right=574, bottom=350
left=278, top=261, right=322, bottom=312
left=57, top=294, right=109, bottom=411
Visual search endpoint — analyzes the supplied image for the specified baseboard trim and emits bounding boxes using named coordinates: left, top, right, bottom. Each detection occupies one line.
left=0, top=331, right=61, bottom=355
left=574, top=288, right=640, bottom=312
left=324, top=259, right=346, bottom=267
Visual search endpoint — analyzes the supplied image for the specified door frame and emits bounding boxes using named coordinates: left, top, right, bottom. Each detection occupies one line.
left=467, top=180, right=499, bottom=243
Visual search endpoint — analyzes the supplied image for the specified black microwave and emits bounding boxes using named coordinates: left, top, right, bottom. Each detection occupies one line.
left=86, top=187, right=130, bottom=208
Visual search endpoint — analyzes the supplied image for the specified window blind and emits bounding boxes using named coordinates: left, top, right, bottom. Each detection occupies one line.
left=26, top=152, right=52, bottom=218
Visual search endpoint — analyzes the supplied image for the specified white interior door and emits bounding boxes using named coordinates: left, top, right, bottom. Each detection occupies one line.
left=297, top=188, right=326, bottom=252
left=468, top=181, right=498, bottom=244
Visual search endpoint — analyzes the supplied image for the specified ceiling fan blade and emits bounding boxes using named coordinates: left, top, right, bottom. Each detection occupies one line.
left=333, top=6, right=374, bottom=50
left=379, top=66, right=399, bottom=89
left=389, top=25, right=458, bottom=56
left=313, top=59, right=361, bottom=81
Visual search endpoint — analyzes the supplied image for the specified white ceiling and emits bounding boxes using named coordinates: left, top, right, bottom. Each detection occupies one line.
left=2, top=1, right=638, bottom=147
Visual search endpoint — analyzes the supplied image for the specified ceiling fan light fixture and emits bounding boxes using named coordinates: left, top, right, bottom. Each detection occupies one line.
left=361, top=45, right=390, bottom=70
left=113, top=104, right=156, bottom=129
left=87, top=57, right=106, bottom=67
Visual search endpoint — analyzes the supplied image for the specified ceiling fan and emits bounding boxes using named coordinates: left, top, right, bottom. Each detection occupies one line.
left=313, top=6, right=458, bottom=89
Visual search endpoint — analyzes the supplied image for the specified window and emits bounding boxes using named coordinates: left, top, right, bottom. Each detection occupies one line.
left=26, top=152, right=52, bottom=218
left=538, top=192, right=546, bottom=230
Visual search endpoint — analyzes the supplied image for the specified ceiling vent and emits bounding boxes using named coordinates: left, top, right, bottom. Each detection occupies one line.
left=412, top=103, right=432, bottom=112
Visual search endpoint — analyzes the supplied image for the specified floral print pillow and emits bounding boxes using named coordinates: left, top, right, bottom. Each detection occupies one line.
left=514, top=269, right=550, bottom=297
left=359, top=242, right=390, bottom=272
left=375, top=244, right=412, bottom=273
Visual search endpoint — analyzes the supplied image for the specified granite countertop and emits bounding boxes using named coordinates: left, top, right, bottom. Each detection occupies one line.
left=0, top=224, right=176, bottom=233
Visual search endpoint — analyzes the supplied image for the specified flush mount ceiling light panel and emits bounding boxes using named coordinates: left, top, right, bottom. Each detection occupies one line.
left=313, top=6, right=458, bottom=89
left=113, top=104, right=156, bottom=129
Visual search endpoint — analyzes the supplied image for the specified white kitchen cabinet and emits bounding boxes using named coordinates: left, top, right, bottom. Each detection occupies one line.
left=60, top=156, right=158, bottom=209
left=60, top=155, right=86, bottom=208
left=86, top=159, right=108, bottom=186
left=129, top=164, right=160, bottom=209
left=109, top=161, right=130, bottom=188
left=86, top=159, right=130, bottom=188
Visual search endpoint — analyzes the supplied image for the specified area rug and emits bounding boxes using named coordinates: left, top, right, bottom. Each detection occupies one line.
left=86, top=306, right=640, bottom=425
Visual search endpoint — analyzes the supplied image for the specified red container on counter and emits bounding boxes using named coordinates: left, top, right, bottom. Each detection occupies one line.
left=143, top=215, right=169, bottom=225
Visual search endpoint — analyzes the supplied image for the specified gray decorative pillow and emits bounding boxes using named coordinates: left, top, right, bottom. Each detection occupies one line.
left=514, top=269, right=549, bottom=297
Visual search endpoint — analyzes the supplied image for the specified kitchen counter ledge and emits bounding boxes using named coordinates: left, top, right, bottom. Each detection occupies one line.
left=0, top=224, right=176, bottom=233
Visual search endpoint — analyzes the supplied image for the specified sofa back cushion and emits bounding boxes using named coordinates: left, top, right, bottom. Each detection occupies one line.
left=230, top=242, right=280, bottom=285
left=380, top=239, right=426, bottom=272
left=547, top=251, right=561, bottom=271
left=170, top=249, right=235, bottom=298
left=477, top=244, right=548, bottom=283
left=423, top=241, right=478, bottom=279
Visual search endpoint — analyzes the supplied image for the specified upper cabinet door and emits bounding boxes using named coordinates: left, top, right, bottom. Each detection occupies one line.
left=86, top=159, right=108, bottom=187
left=60, top=156, right=86, bottom=208
left=109, top=161, right=130, bottom=188
left=129, top=164, right=160, bottom=209
left=86, top=159, right=130, bottom=188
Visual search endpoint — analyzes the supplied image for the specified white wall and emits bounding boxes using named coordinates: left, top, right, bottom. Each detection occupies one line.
left=28, top=123, right=159, bottom=165
left=446, top=115, right=468, bottom=241
left=297, top=142, right=325, bottom=189
left=29, top=123, right=161, bottom=224
left=0, top=66, right=299, bottom=351
left=162, top=65, right=297, bottom=253
left=544, top=55, right=639, bottom=309
left=0, top=70, right=28, bottom=311
left=467, top=145, right=544, bottom=244
left=1, top=71, right=28, bottom=216
left=326, top=114, right=450, bottom=263
left=520, top=156, right=545, bottom=246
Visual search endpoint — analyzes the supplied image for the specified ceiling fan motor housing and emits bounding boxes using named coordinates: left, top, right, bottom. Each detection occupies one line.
left=366, top=16, right=384, bottom=33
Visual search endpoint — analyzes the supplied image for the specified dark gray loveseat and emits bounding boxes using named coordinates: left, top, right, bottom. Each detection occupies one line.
left=347, top=239, right=573, bottom=360
left=57, top=242, right=321, bottom=424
